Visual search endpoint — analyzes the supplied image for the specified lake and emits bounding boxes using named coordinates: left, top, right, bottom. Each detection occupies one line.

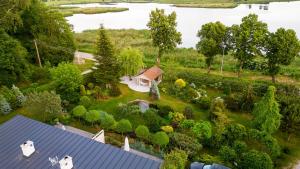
left=64, top=2, right=300, bottom=48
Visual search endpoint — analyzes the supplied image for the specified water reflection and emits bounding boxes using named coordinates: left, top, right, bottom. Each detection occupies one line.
left=65, top=2, right=300, bottom=48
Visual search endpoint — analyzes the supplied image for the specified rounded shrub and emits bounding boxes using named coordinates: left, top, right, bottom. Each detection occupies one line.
left=135, top=125, right=150, bottom=140
left=115, top=119, right=132, bottom=134
left=79, top=96, right=92, bottom=108
left=72, top=105, right=87, bottom=119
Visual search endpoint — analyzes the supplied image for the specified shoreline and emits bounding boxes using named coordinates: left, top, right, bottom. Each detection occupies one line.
left=45, top=0, right=300, bottom=9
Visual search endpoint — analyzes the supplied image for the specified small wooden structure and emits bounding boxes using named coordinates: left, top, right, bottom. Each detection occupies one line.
left=135, top=66, right=163, bottom=87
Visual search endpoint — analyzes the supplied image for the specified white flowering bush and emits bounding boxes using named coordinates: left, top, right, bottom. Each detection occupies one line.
left=12, top=85, right=26, bottom=107
left=0, top=95, right=12, bottom=115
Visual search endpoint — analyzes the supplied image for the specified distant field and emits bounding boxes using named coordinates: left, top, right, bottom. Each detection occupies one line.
left=52, top=6, right=128, bottom=16
left=75, top=29, right=300, bottom=85
left=45, top=0, right=300, bottom=8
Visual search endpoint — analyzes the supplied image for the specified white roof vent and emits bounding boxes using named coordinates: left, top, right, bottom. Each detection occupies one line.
left=59, top=155, right=73, bottom=169
left=20, top=140, right=35, bottom=157
left=124, top=136, right=130, bottom=152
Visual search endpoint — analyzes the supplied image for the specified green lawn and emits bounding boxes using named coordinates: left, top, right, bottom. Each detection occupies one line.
left=90, top=83, right=209, bottom=121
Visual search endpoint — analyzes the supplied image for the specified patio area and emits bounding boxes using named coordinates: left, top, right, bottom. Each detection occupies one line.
left=120, top=76, right=150, bottom=93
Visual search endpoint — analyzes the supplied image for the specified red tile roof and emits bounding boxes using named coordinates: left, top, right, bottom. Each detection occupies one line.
left=142, top=66, right=163, bottom=80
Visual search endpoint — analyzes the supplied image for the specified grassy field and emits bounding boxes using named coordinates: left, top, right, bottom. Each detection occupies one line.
left=52, top=6, right=128, bottom=16
left=75, top=29, right=300, bottom=85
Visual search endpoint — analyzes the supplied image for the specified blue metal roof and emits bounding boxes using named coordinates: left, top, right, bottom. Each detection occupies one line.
left=0, top=115, right=162, bottom=169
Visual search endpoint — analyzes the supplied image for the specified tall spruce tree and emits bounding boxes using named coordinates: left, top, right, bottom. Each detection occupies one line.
left=93, top=25, right=120, bottom=85
left=252, top=86, right=281, bottom=134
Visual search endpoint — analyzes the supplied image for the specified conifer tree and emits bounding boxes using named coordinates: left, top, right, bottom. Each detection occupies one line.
left=252, top=86, right=281, bottom=133
left=93, top=24, right=121, bottom=86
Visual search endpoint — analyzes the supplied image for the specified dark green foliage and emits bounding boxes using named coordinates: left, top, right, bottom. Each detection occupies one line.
left=109, top=84, right=121, bottom=96
left=219, top=146, right=237, bottom=164
left=93, top=25, right=120, bottom=85
left=239, top=150, right=273, bottom=169
left=223, top=123, right=247, bottom=143
left=265, top=28, right=300, bottom=82
left=25, top=91, right=62, bottom=122
left=152, top=131, right=169, bottom=148
left=183, top=106, right=194, bottom=119
left=169, top=132, right=202, bottom=158
left=278, top=95, right=300, bottom=139
left=79, top=96, right=92, bottom=108
left=72, top=105, right=87, bottom=119
left=115, top=119, right=132, bottom=134
left=30, top=66, right=50, bottom=82
left=143, top=108, right=164, bottom=132
left=252, top=86, right=281, bottom=134
left=18, top=0, right=75, bottom=66
left=156, top=104, right=174, bottom=118
left=0, top=29, right=28, bottom=86
left=147, top=8, right=182, bottom=61
left=196, top=22, right=226, bottom=73
left=135, top=125, right=150, bottom=140
left=162, top=149, right=188, bottom=169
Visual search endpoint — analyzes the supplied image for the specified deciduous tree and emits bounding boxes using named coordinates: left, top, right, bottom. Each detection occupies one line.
left=147, top=9, right=182, bottom=64
left=231, top=14, right=268, bottom=77
left=196, top=22, right=226, bottom=73
left=265, top=28, right=300, bottom=83
left=118, top=47, right=144, bottom=77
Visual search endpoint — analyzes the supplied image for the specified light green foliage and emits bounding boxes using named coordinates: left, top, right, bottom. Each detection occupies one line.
left=147, top=8, right=182, bottom=61
left=152, top=131, right=169, bottom=147
left=100, top=112, right=116, bottom=130
left=223, top=123, right=247, bottom=142
left=79, top=96, right=92, bottom=108
left=162, top=149, right=188, bottom=169
left=0, top=29, right=28, bottom=86
left=25, top=91, right=62, bottom=121
left=0, top=95, right=12, bottom=115
left=135, top=125, right=150, bottom=140
left=80, top=85, right=87, bottom=96
left=179, top=119, right=195, bottom=129
left=93, top=24, right=121, bottom=84
left=266, top=28, right=300, bottom=82
left=118, top=47, right=144, bottom=76
left=240, top=150, right=273, bottom=169
left=161, top=125, right=174, bottom=133
left=85, top=110, right=101, bottom=124
left=149, top=80, right=160, bottom=100
left=210, top=97, right=226, bottom=113
left=252, top=86, right=281, bottom=134
left=72, top=105, right=87, bottom=119
left=168, top=112, right=185, bottom=124
left=231, top=14, right=268, bottom=76
left=115, top=119, right=132, bottom=134
left=192, top=121, right=212, bottom=140
left=50, top=63, right=83, bottom=92
left=196, top=22, right=226, bottom=73
left=175, top=79, right=186, bottom=88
